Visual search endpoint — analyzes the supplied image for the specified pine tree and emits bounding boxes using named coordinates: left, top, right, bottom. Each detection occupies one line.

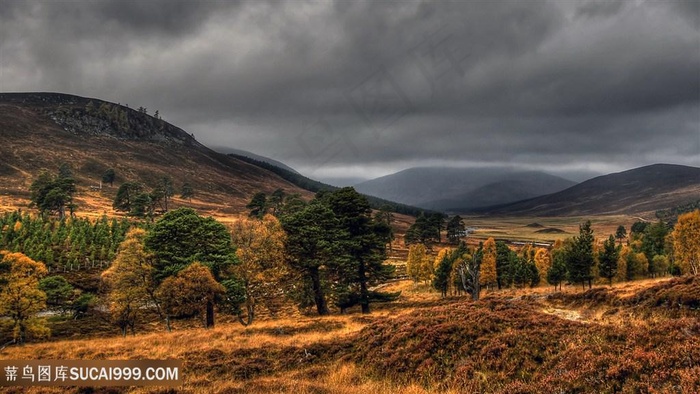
left=180, top=182, right=194, bottom=202
left=615, top=225, right=627, bottom=245
left=547, top=251, right=567, bottom=291
left=432, top=249, right=453, bottom=297
left=566, top=221, right=595, bottom=289
left=247, top=192, right=268, bottom=219
left=446, top=215, right=466, bottom=244
left=598, top=235, right=620, bottom=285
left=280, top=201, right=340, bottom=316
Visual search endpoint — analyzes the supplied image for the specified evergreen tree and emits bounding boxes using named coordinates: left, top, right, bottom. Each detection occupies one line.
left=319, top=187, right=394, bottom=314
left=432, top=250, right=453, bottom=297
left=495, top=241, right=513, bottom=289
left=446, top=215, right=466, bottom=244
left=247, top=192, right=268, bottom=219
left=130, top=193, right=153, bottom=218
left=373, top=205, right=395, bottom=252
left=102, top=169, right=116, bottom=187
left=39, top=275, right=74, bottom=312
left=180, top=182, right=194, bottom=201
left=154, top=176, right=175, bottom=212
left=145, top=208, right=237, bottom=328
left=428, top=212, right=447, bottom=243
left=30, top=170, right=76, bottom=218
left=281, top=201, right=341, bottom=315
left=405, top=212, right=440, bottom=246
left=113, top=182, right=143, bottom=213
left=641, top=220, right=669, bottom=262
left=615, top=225, right=627, bottom=245
left=566, top=221, right=595, bottom=289
left=598, top=235, right=620, bottom=285
left=547, top=251, right=567, bottom=291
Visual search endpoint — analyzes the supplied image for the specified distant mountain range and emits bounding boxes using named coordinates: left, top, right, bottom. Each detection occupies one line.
left=353, top=167, right=577, bottom=212
left=1, top=93, right=696, bottom=219
left=478, top=164, right=700, bottom=216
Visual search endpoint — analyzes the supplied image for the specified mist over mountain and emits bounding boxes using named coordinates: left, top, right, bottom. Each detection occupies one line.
left=354, top=167, right=577, bottom=211
left=213, top=147, right=299, bottom=174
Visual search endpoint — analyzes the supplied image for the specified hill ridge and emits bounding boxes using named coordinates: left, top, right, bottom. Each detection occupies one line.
left=0, top=92, right=313, bottom=216
left=479, top=163, right=700, bottom=216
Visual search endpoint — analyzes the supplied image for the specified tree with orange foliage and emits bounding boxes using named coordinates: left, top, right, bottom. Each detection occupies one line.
left=101, top=228, right=157, bottom=336
left=672, top=210, right=700, bottom=275
left=406, top=244, right=428, bottom=283
left=228, top=214, right=287, bottom=326
left=0, top=252, right=49, bottom=344
left=533, top=248, right=551, bottom=284
left=156, top=263, right=225, bottom=329
left=480, top=238, right=497, bottom=289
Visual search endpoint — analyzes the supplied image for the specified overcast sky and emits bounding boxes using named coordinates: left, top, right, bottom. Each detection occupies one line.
left=1, top=0, right=698, bottom=184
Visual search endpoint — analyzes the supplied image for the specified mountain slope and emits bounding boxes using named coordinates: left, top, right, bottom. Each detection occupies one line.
left=354, top=167, right=576, bottom=210
left=214, top=147, right=299, bottom=174
left=482, top=164, right=700, bottom=216
left=0, top=92, right=312, bottom=217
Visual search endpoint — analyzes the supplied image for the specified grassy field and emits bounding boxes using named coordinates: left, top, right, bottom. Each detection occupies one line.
left=463, top=214, right=645, bottom=244
left=2, top=276, right=699, bottom=393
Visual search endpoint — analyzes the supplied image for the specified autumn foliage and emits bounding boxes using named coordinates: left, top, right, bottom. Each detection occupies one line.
left=350, top=298, right=700, bottom=392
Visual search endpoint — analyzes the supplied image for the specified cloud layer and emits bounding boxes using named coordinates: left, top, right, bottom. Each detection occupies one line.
left=1, top=0, right=698, bottom=182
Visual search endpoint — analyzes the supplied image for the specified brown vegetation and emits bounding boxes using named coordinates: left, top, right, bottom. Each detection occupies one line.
left=2, top=277, right=698, bottom=393
left=0, top=94, right=313, bottom=220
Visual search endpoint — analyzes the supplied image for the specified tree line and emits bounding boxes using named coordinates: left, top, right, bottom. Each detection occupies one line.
left=0, top=211, right=130, bottom=270
left=1, top=186, right=403, bottom=342
left=410, top=211, right=700, bottom=299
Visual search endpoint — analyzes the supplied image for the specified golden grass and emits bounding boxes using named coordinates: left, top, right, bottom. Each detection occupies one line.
left=0, top=280, right=445, bottom=393
left=1, top=277, right=688, bottom=393
left=464, top=214, right=643, bottom=243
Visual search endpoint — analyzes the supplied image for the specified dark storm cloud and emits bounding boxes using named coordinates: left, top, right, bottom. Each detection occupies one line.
left=1, top=0, right=698, bottom=182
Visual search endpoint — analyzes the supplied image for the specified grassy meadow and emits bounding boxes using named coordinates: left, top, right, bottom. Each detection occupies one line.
left=2, top=275, right=699, bottom=393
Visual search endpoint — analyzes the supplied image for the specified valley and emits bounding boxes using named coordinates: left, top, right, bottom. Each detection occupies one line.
left=0, top=92, right=698, bottom=393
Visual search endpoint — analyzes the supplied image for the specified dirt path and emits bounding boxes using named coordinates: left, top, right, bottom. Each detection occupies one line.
left=541, top=307, right=589, bottom=323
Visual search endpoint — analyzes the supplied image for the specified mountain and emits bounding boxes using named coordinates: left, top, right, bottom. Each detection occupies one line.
left=353, top=167, right=576, bottom=211
left=0, top=92, right=312, bottom=216
left=481, top=164, right=700, bottom=216
left=227, top=153, right=426, bottom=216
left=214, top=147, right=299, bottom=174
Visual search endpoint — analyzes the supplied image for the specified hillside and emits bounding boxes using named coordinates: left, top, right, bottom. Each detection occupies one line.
left=354, top=167, right=576, bottom=211
left=481, top=164, right=700, bottom=216
left=0, top=92, right=312, bottom=218
left=214, top=146, right=300, bottom=174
